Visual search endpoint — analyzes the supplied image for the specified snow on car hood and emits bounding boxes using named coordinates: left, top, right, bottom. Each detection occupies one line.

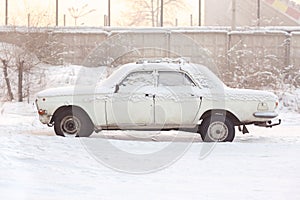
left=37, top=85, right=114, bottom=97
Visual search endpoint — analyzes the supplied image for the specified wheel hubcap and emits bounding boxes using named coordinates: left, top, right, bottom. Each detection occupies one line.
left=207, top=121, right=229, bottom=142
left=60, top=116, right=81, bottom=137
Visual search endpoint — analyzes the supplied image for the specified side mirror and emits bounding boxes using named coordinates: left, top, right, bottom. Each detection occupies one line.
left=114, top=84, right=120, bottom=93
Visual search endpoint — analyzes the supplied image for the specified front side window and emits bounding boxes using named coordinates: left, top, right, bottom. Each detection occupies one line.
left=158, top=71, right=195, bottom=87
left=120, top=71, right=155, bottom=88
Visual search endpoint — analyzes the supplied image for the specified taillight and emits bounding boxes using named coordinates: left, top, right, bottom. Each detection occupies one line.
left=275, top=101, right=279, bottom=108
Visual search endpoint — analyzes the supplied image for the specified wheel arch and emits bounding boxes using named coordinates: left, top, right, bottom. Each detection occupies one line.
left=200, top=109, right=241, bottom=126
left=50, top=105, right=94, bottom=126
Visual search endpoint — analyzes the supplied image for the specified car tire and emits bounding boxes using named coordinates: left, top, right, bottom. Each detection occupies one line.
left=54, top=107, right=94, bottom=137
left=199, top=116, right=235, bottom=142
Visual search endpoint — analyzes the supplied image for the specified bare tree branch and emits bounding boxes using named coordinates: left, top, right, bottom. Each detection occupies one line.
left=119, top=0, right=188, bottom=27
left=68, top=4, right=96, bottom=26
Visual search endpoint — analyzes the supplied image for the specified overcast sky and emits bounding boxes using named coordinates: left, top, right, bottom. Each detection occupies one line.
left=0, top=0, right=199, bottom=27
left=0, top=0, right=299, bottom=27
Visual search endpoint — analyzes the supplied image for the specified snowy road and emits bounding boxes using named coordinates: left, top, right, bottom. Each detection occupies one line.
left=0, top=102, right=300, bottom=200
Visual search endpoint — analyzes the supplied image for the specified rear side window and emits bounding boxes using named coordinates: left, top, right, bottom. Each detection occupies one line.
left=158, top=71, right=195, bottom=87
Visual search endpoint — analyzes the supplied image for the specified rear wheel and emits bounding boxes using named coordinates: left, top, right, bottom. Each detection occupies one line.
left=199, top=116, right=235, bottom=142
left=54, top=107, right=94, bottom=137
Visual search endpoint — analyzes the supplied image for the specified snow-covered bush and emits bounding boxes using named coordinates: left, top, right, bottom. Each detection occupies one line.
left=217, top=38, right=300, bottom=113
left=222, top=40, right=283, bottom=90
left=278, top=89, right=300, bottom=112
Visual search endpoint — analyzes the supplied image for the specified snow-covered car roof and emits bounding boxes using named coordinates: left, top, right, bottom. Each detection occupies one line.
left=101, top=61, right=224, bottom=89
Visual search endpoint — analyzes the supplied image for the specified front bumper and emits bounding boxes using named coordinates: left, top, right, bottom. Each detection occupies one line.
left=35, top=99, right=52, bottom=125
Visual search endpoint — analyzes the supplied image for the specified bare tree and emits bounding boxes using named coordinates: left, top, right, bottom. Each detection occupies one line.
left=68, top=4, right=96, bottom=26
left=119, top=0, right=187, bottom=27
left=24, top=31, right=68, bottom=65
left=26, top=10, right=55, bottom=27
left=0, top=42, right=40, bottom=102
left=0, top=25, right=68, bottom=102
left=0, top=59, right=14, bottom=101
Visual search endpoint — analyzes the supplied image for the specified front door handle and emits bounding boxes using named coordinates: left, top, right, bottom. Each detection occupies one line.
left=145, top=94, right=156, bottom=98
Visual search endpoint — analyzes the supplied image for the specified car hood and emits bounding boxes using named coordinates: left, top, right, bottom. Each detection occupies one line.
left=37, top=85, right=114, bottom=97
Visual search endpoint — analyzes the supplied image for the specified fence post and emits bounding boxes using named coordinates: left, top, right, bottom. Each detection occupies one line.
left=27, top=13, right=30, bottom=27
left=56, top=0, right=58, bottom=26
left=160, top=0, right=164, bottom=27
left=5, top=0, right=8, bottom=25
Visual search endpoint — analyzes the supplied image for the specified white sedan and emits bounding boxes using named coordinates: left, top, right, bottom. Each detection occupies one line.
left=36, top=59, right=280, bottom=142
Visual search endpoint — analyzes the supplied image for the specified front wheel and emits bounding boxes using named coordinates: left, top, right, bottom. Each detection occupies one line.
left=199, top=116, right=235, bottom=142
left=54, top=108, right=94, bottom=137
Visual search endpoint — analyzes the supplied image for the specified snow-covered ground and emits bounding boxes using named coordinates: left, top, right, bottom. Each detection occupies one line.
left=1, top=64, right=300, bottom=199
left=0, top=101, right=300, bottom=200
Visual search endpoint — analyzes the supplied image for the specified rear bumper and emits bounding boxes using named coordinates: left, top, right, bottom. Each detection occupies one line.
left=253, top=111, right=281, bottom=128
left=253, top=111, right=278, bottom=119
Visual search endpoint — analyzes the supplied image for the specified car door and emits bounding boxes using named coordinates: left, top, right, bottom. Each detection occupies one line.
left=106, top=71, right=155, bottom=129
left=154, top=70, right=202, bottom=128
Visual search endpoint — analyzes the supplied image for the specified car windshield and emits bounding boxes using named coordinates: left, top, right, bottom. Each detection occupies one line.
left=99, top=64, right=132, bottom=87
left=182, top=63, right=225, bottom=89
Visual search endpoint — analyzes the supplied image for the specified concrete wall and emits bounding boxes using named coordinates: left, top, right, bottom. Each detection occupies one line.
left=291, top=32, right=300, bottom=67
left=0, top=27, right=299, bottom=88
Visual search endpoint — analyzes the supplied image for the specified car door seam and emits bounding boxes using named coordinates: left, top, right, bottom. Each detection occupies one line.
left=104, top=100, right=108, bottom=128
